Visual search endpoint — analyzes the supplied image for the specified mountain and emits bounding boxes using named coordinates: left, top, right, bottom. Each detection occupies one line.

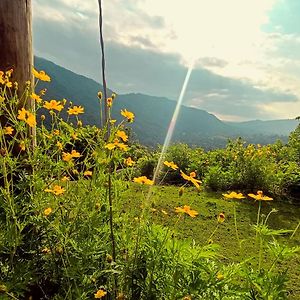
left=34, top=57, right=298, bottom=148
left=226, top=119, right=299, bottom=136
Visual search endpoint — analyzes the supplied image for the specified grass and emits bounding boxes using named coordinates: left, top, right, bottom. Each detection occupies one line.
left=122, top=184, right=300, bottom=299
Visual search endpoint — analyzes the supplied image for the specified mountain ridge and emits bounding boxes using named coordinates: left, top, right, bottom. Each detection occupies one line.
left=34, top=57, right=298, bottom=148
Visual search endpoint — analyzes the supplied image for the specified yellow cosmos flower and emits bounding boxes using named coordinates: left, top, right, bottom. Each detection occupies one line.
left=33, top=68, right=51, bottom=82
left=67, top=105, right=84, bottom=115
left=94, top=289, right=107, bottom=299
left=124, top=157, right=135, bottom=166
left=26, top=113, right=36, bottom=127
left=17, top=108, right=27, bottom=121
left=4, top=126, right=14, bottom=135
left=175, top=205, right=199, bottom=218
left=84, top=170, right=93, bottom=176
left=45, top=185, right=65, bottom=196
left=17, top=108, right=36, bottom=127
left=105, top=141, right=128, bottom=151
left=106, top=97, right=113, bottom=107
left=180, top=170, right=202, bottom=189
left=217, top=212, right=225, bottom=223
left=31, top=92, right=42, bottom=103
left=56, top=141, right=63, bottom=150
left=5, top=81, right=12, bottom=88
left=116, top=130, right=128, bottom=142
left=62, top=150, right=81, bottom=162
left=43, top=100, right=64, bottom=112
left=61, top=176, right=70, bottom=182
left=133, top=176, right=154, bottom=185
left=71, top=132, right=78, bottom=140
left=222, top=191, right=245, bottom=200
left=248, top=191, right=273, bottom=201
left=19, top=141, right=26, bottom=151
left=164, top=161, right=179, bottom=170
left=121, top=109, right=135, bottom=122
left=44, top=207, right=52, bottom=217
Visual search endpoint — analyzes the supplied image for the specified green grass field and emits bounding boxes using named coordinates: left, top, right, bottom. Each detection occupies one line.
left=122, top=185, right=300, bottom=299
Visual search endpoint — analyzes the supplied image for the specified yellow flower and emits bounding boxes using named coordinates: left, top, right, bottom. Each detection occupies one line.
left=31, top=92, right=42, bottom=103
left=110, top=119, right=117, bottom=125
left=248, top=191, right=273, bottom=201
left=71, top=133, right=78, bottom=140
left=41, top=247, right=51, bottom=254
left=164, top=161, right=178, bottom=170
left=116, top=142, right=128, bottom=151
left=105, top=143, right=116, bottom=150
left=217, top=212, right=225, bottom=223
left=4, top=126, right=14, bottom=135
left=97, top=91, right=103, bottom=100
left=67, top=105, right=84, bottom=115
left=84, top=170, right=93, bottom=176
left=121, top=109, right=135, bottom=122
left=53, top=129, right=60, bottom=135
left=116, top=130, right=128, bottom=142
left=56, top=141, right=63, bottom=150
left=62, top=150, right=81, bottom=162
left=133, top=176, right=154, bottom=185
left=124, top=157, right=134, bottom=166
left=94, top=289, right=107, bottom=299
left=222, top=191, right=245, bottom=200
left=43, top=100, right=64, bottom=111
left=33, top=68, right=51, bottom=82
left=111, top=93, right=116, bottom=100
left=26, top=113, right=36, bottom=127
left=17, top=108, right=27, bottom=121
left=180, top=170, right=202, bottom=189
left=106, top=97, right=113, bottom=107
left=105, top=141, right=128, bottom=151
left=175, top=205, right=199, bottom=218
left=0, top=95, right=4, bottom=103
left=6, top=81, right=12, bottom=88
left=161, top=209, right=168, bottom=215
left=19, top=141, right=26, bottom=151
left=17, top=108, right=36, bottom=127
left=61, top=176, right=70, bottom=182
left=44, top=207, right=52, bottom=217
left=216, top=272, right=224, bottom=280
left=45, top=185, right=65, bottom=196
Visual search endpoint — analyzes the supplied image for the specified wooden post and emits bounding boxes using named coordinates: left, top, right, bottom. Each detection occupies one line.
left=0, top=0, right=35, bottom=147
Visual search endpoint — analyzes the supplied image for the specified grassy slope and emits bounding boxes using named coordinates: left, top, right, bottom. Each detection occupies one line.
left=122, top=185, right=300, bottom=299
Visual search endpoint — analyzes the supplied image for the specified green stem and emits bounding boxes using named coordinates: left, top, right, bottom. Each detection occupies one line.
left=290, top=221, right=300, bottom=239
left=233, top=204, right=241, bottom=249
left=256, top=201, right=262, bottom=238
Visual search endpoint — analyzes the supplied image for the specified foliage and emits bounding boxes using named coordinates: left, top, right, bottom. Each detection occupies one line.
left=0, top=69, right=299, bottom=299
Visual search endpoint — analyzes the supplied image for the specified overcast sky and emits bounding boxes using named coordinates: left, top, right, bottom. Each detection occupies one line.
left=32, top=0, right=300, bottom=121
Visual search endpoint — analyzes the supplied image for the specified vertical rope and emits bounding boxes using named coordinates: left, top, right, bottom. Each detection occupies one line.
left=98, top=0, right=108, bottom=131
left=97, top=1, right=117, bottom=297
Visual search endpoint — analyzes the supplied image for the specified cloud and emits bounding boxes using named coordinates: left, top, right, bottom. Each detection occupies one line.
left=32, top=0, right=300, bottom=121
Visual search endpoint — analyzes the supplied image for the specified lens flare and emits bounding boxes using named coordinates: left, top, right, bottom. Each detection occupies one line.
left=146, top=62, right=194, bottom=203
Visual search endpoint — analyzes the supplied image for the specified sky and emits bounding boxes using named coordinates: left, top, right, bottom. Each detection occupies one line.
left=32, top=0, right=300, bottom=121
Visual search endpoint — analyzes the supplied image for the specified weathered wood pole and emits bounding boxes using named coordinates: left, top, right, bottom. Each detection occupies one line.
left=0, top=0, right=35, bottom=147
